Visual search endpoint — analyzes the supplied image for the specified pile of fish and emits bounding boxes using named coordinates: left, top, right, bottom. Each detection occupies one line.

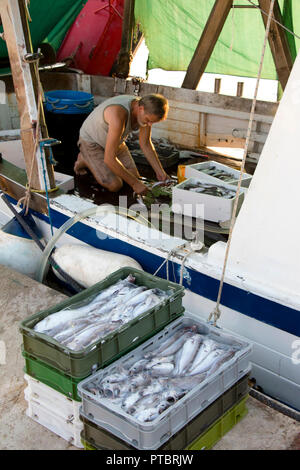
left=34, top=275, right=169, bottom=351
left=126, top=134, right=179, bottom=166
left=84, top=325, right=239, bottom=423
left=185, top=182, right=236, bottom=199
left=200, top=167, right=237, bottom=183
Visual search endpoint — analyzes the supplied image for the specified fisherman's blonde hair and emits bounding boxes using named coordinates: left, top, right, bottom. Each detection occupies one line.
left=139, top=94, right=169, bottom=120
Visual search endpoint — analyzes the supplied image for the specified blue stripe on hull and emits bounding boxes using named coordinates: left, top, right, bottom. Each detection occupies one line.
left=11, top=197, right=299, bottom=338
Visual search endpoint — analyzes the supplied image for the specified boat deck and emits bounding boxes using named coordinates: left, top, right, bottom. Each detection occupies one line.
left=0, top=265, right=299, bottom=451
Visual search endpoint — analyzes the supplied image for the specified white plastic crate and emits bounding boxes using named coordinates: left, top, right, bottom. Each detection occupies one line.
left=78, top=313, right=252, bottom=450
left=24, top=374, right=81, bottom=420
left=185, top=161, right=252, bottom=188
left=172, top=177, right=246, bottom=223
left=24, top=376, right=83, bottom=448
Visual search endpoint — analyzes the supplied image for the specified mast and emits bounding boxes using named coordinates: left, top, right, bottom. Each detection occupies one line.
left=115, top=0, right=135, bottom=79
left=227, top=49, right=300, bottom=305
left=0, top=0, right=55, bottom=192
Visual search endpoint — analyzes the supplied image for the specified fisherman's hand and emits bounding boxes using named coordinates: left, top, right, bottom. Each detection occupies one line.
left=156, top=169, right=171, bottom=185
left=132, top=180, right=149, bottom=195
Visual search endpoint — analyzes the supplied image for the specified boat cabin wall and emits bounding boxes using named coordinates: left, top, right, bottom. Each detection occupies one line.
left=0, top=73, right=278, bottom=163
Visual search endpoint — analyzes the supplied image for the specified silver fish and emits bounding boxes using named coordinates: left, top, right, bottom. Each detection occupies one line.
left=34, top=276, right=134, bottom=334
left=146, top=331, right=183, bottom=358
left=141, top=382, right=165, bottom=397
left=34, top=308, right=88, bottom=334
left=101, top=371, right=129, bottom=384
left=150, top=363, right=174, bottom=376
left=155, top=331, right=194, bottom=357
left=188, top=338, right=217, bottom=372
left=124, top=288, right=153, bottom=307
left=121, top=392, right=141, bottom=411
left=173, top=334, right=203, bottom=375
left=188, top=349, right=223, bottom=376
left=206, top=350, right=235, bottom=377
left=134, top=407, right=159, bottom=422
left=128, top=359, right=149, bottom=375
left=145, top=356, right=174, bottom=369
left=129, top=373, right=151, bottom=391
left=132, top=394, right=161, bottom=413
left=162, top=387, right=185, bottom=403
left=101, top=382, right=124, bottom=398
left=163, top=374, right=207, bottom=391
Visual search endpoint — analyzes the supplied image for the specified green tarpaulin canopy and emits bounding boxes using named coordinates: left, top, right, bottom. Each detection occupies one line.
left=135, top=0, right=300, bottom=80
left=0, top=0, right=87, bottom=74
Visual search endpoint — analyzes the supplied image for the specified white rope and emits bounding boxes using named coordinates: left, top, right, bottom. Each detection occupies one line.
left=153, top=248, right=179, bottom=280
left=208, top=0, right=276, bottom=327
left=153, top=240, right=198, bottom=284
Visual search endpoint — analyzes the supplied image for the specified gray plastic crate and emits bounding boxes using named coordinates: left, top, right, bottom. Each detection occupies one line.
left=78, top=313, right=252, bottom=450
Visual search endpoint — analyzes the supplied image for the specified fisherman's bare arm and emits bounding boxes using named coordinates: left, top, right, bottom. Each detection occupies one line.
left=104, top=106, right=148, bottom=194
left=139, top=126, right=168, bottom=181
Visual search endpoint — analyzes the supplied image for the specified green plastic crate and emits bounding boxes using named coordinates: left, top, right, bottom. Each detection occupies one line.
left=20, top=268, right=184, bottom=378
left=187, top=395, right=248, bottom=450
left=80, top=374, right=250, bottom=450
left=22, top=349, right=83, bottom=401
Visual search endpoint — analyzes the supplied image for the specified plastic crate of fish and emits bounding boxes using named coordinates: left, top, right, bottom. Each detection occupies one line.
left=185, top=161, right=252, bottom=188
left=79, top=373, right=249, bottom=450
left=23, top=349, right=83, bottom=401
left=77, top=313, right=252, bottom=450
left=24, top=385, right=83, bottom=448
left=20, top=267, right=185, bottom=378
left=80, top=395, right=249, bottom=450
left=172, top=177, right=246, bottom=223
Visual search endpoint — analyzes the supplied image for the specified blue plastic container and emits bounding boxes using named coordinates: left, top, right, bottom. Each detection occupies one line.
left=44, top=90, right=94, bottom=115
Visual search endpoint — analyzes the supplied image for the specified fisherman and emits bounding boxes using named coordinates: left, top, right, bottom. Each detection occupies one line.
left=74, top=94, right=169, bottom=195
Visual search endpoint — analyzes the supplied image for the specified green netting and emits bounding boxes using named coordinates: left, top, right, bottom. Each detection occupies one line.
left=0, top=0, right=86, bottom=62
left=135, top=0, right=300, bottom=80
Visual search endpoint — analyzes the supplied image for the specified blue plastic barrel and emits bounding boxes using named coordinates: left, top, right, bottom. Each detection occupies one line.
left=44, top=90, right=94, bottom=114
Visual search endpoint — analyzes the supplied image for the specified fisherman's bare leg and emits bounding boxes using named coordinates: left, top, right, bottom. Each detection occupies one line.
left=74, top=153, right=88, bottom=175
left=76, top=138, right=123, bottom=192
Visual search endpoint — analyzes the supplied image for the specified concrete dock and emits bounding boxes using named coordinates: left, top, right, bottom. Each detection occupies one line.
left=0, top=265, right=299, bottom=451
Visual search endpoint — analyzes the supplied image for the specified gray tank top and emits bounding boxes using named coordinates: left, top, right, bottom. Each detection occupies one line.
left=79, top=95, right=138, bottom=147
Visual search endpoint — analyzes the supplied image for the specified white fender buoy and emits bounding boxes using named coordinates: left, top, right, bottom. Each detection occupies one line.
left=52, top=244, right=143, bottom=288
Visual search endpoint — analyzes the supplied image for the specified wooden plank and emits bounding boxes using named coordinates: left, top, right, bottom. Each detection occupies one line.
left=154, top=118, right=198, bottom=136
left=232, top=128, right=268, bottom=144
left=36, top=73, right=278, bottom=118
left=167, top=107, right=200, bottom=124
left=168, top=99, right=274, bottom=124
left=258, top=0, right=294, bottom=90
left=199, top=113, right=207, bottom=147
left=18, top=0, right=56, bottom=190
left=151, top=128, right=199, bottom=149
left=0, top=0, right=55, bottom=194
left=182, top=0, right=233, bottom=89
left=0, top=158, right=64, bottom=213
